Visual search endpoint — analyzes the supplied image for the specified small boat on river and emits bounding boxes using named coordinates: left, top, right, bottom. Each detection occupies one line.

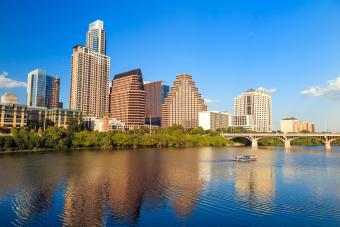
left=234, top=155, right=257, bottom=162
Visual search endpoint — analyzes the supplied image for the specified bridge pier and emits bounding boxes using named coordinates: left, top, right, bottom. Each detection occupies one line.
left=284, top=140, right=291, bottom=148
left=252, top=139, right=258, bottom=148
left=325, top=141, right=331, bottom=150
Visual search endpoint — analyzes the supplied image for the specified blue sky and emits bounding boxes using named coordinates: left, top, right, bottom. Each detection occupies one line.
left=1, top=0, right=340, bottom=131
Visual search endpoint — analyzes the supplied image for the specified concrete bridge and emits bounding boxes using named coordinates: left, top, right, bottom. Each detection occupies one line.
left=221, top=133, right=340, bottom=149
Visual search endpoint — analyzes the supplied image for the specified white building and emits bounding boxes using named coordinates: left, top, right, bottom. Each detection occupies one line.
left=199, top=111, right=231, bottom=130
left=83, top=116, right=126, bottom=132
left=1, top=93, right=18, bottom=105
left=234, top=88, right=272, bottom=132
left=231, top=115, right=255, bottom=131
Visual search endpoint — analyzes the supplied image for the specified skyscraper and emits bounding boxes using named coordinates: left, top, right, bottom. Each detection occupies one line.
left=86, top=20, right=106, bottom=55
left=234, top=88, right=272, bottom=132
left=161, top=74, right=207, bottom=129
left=46, top=76, right=60, bottom=109
left=145, top=81, right=169, bottom=126
left=70, top=20, right=110, bottom=117
left=27, top=69, right=60, bottom=108
left=109, top=69, right=145, bottom=126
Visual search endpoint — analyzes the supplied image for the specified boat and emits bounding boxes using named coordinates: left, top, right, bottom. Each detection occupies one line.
left=233, top=155, right=257, bottom=162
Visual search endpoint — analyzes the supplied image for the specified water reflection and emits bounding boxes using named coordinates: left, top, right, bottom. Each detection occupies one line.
left=0, top=147, right=340, bottom=226
left=234, top=150, right=275, bottom=213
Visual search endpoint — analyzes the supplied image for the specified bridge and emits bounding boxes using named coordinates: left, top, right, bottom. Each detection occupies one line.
left=221, top=133, right=340, bottom=149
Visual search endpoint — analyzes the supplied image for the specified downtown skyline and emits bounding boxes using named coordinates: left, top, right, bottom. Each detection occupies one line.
left=1, top=0, right=340, bottom=131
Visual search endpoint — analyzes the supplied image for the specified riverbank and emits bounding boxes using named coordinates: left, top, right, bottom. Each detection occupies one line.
left=0, top=126, right=235, bottom=152
left=2, top=126, right=339, bottom=153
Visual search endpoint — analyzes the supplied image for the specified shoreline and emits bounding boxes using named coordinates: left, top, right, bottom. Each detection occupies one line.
left=2, top=144, right=340, bottom=154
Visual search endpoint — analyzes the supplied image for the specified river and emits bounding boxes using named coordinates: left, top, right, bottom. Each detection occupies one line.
left=0, top=147, right=340, bottom=226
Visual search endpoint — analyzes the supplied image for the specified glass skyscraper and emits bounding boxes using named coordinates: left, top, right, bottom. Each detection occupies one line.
left=86, top=20, right=106, bottom=55
left=27, top=69, right=60, bottom=108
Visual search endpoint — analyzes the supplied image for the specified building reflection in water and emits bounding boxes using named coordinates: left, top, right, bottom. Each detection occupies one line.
left=234, top=149, right=276, bottom=212
left=61, top=150, right=205, bottom=225
left=0, top=149, right=215, bottom=225
left=0, top=154, right=65, bottom=226
left=62, top=153, right=108, bottom=226
left=163, top=150, right=204, bottom=217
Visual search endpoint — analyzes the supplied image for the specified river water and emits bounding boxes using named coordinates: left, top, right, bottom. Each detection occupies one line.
left=0, top=147, right=340, bottom=226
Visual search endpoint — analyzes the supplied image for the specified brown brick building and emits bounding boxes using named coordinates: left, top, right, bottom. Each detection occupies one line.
left=144, top=81, right=169, bottom=126
left=161, top=74, right=207, bottom=129
left=109, top=69, right=146, bottom=126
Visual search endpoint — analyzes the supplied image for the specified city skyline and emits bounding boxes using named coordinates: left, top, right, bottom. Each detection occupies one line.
left=1, top=1, right=340, bottom=131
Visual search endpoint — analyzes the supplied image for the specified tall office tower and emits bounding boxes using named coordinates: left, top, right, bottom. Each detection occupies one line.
left=86, top=20, right=106, bottom=55
left=109, top=69, right=145, bottom=126
left=161, top=74, right=207, bottom=129
left=145, top=81, right=169, bottom=126
left=70, top=20, right=110, bottom=118
left=234, top=88, right=272, bottom=132
left=46, top=76, right=60, bottom=108
left=27, top=69, right=60, bottom=108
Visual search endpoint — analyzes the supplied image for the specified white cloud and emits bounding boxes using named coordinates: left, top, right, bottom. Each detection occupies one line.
left=205, top=98, right=217, bottom=104
left=257, top=87, right=276, bottom=93
left=301, top=77, right=340, bottom=99
left=0, top=72, right=27, bottom=88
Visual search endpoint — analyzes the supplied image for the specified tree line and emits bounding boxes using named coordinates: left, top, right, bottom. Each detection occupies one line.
left=1, top=121, right=339, bottom=152
left=0, top=124, right=233, bottom=151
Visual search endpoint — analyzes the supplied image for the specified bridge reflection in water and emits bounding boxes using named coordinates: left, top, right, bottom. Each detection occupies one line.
left=222, top=133, right=340, bottom=149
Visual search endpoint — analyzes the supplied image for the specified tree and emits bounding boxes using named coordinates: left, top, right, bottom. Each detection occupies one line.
left=68, top=118, right=85, bottom=133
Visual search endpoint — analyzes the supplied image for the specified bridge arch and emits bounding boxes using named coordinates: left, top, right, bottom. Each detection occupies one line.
left=288, top=136, right=326, bottom=145
left=256, top=136, right=286, bottom=146
left=226, top=136, right=253, bottom=145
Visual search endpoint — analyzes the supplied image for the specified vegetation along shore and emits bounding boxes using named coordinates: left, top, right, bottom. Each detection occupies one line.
left=1, top=122, right=339, bottom=152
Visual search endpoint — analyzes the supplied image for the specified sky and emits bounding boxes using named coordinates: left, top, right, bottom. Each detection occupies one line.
left=1, top=0, right=340, bottom=131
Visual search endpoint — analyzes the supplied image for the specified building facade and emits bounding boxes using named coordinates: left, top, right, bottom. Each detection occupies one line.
left=231, top=115, right=255, bottom=131
left=145, top=81, right=169, bottom=126
left=234, top=89, right=272, bottom=132
left=161, top=74, right=207, bottom=129
left=0, top=104, right=27, bottom=130
left=46, top=76, right=60, bottom=109
left=109, top=69, right=145, bottom=126
left=199, top=111, right=231, bottom=131
left=69, top=20, right=110, bottom=118
left=0, top=104, right=81, bottom=131
left=1, top=93, right=18, bottom=105
left=86, top=20, right=106, bottom=55
left=27, top=69, right=60, bottom=108
left=84, top=116, right=126, bottom=132
left=281, top=117, right=315, bottom=133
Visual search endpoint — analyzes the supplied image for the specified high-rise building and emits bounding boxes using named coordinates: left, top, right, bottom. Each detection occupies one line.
left=70, top=20, right=110, bottom=118
left=234, top=89, right=272, bottom=132
left=46, top=76, right=60, bottom=109
left=281, top=117, right=315, bottom=133
left=109, top=69, right=145, bottom=126
left=27, top=69, right=60, bottom=108
left=86, top=20, right=106, bottom=55
left=145, top=81, right=169, bottom=126
left=1, top=93, right=18, bottom=105
left=161, top=74, right=207, bottom=129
